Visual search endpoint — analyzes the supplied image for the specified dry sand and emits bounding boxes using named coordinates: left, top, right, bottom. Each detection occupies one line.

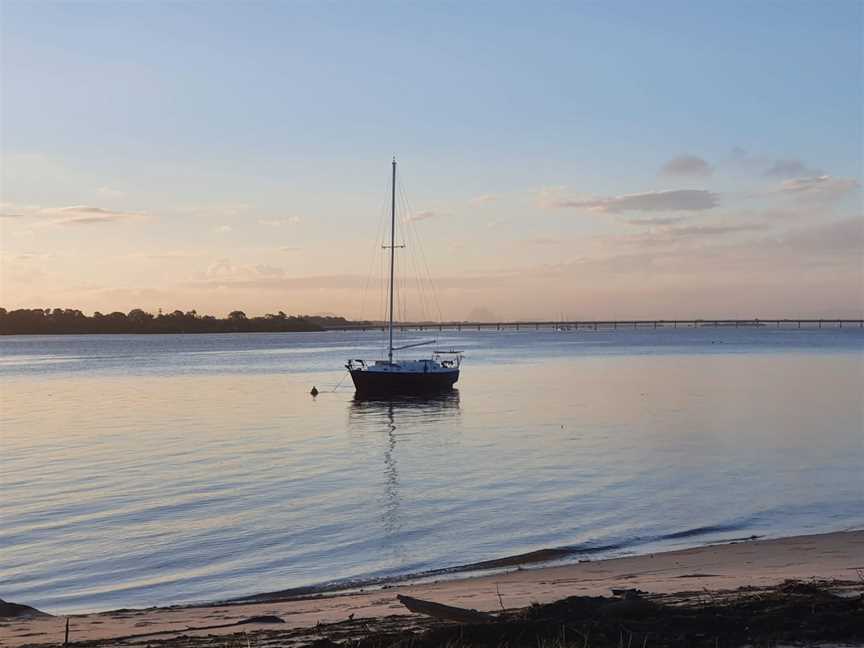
left=2, top=530, right=862, bottom=647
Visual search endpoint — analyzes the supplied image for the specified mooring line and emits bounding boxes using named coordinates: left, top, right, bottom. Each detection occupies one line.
left=330, top=373, right=349, bottom=392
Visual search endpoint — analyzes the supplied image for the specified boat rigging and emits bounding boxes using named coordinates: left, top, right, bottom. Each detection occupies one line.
left=346, top=158, right=462, bottom=396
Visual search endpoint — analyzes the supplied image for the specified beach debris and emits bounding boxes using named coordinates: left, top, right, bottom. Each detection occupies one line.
left=17, top=580, right=864, bottom=648
left=310, top=386, right=319, bottom=396
left=384, top=580, right=862, bottom=648
left=0, top=598, right=52, bottom=619
left=610, top=588, right=644, bottom=598
left=397, top=594, right=495, bottom=623
left=237, top=615, right=285, bottom=625
left=307, top=639, right=340, bottom=648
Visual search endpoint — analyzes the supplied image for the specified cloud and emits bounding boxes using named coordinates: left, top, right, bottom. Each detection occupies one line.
left=55, top=214, right=128, bottom=225
left=577, top=218, right=862, bottom=279
left=97, top=186, right=126, bottom=198
left=258, top=216, right=301, bottom=226
left=406, top=210, right=444, bottom=222
left=750, top=206, right=810, bottom=221
left=666, top=223, right=768, bottom=237
left=625, top=216, right=688, bottom=226
left=727, top=149, right=825, bottom=180
left=0, top=203, right=146, bottom=225
left=552, top=189, right=718, bottom=212
left=185, top=267, right=517, bottom=295
left=190, top=264, right=367, bottom=291
left=770, top=217, right=864, bottom=255
left=779, top=175, right=857, bottom=194
left=203, top=259, right=289, bottom=283
left=660, top=155, right=712, bottom=177
left=46, top=205, right=144, bottom=225
left=253, top=264, right=284, bottom=277
left=612, top=221, right=768, bottom=248
left=0, top=251, right=53, bottom=268
left=143, top=251, right=203, bottom=260
left=731, top=146, right=748, bottom=160
left=778, top=175, right=858, bottom=202
left=536, top=185, right=570, bottom=208
left=763, top=159, right=822, bottom=179
left=173, top=203, right=252, bottom=217
left=58, top=206, right=106, bottom=213
left=205, top=258, right=235, bottom=277
left=468, top=194, right=497, bottom=206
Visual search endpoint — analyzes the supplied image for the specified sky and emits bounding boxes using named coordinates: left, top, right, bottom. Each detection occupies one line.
left=1, top=1, right=862, bottom=320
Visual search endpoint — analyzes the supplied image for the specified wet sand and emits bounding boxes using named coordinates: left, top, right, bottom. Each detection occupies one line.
left=2, top=530, right=862, bottom=647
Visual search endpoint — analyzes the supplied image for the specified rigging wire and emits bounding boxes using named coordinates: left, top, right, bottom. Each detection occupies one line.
left=357, top=160, right=447, bottom=358
left=396, top=182, right=414, bottom=323
left=356, top=167, right=396, bottom=359
left=359, top=171, right=391, bottom=323
left=399, top=182, right=432, bottom=323
left=398, top=175, right=445, bottom=324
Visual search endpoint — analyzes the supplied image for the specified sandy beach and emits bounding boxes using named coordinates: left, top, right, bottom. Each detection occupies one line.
left=2, top=529, right=862, bottom=647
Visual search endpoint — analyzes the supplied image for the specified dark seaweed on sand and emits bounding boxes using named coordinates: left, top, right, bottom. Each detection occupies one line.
left=334, top=580, right=863, bottom=648
left=36, top=580, right=862, bottom=648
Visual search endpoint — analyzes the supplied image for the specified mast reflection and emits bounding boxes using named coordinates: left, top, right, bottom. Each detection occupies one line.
left=347, top=391, right=461, bottom=555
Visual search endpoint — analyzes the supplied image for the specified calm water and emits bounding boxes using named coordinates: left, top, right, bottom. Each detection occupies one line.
left=1, top=328, right=863, bottom=614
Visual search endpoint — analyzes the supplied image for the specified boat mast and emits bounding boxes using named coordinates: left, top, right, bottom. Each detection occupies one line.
left=388, top=156, right=396, bottom=364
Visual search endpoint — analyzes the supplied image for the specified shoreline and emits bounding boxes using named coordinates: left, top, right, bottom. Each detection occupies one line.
left=225, top=531, right=769, bottom=606
left=3, top=529, right=862, bottom=647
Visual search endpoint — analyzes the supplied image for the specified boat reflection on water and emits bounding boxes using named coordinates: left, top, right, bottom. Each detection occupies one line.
left=347, top=391, right=461, bottom=556
left=348, top=389, right=461, bottom=424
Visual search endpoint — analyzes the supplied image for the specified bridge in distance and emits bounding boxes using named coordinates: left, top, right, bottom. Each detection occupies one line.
left=324, top=319, right=864, bottom=332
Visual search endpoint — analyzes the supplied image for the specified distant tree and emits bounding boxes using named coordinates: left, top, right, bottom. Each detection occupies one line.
left=0, top=306, right=329, bottom=335
left=128, top=308, right=153, bottom=322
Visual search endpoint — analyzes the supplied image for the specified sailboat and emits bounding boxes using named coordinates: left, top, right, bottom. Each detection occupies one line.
left=555, top=313, right=572, bottom=332
left=346, top=158, right=462, bottom=396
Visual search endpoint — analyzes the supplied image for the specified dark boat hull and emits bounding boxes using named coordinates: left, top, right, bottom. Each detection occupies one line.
left=349, top=369, right=459, bottom=396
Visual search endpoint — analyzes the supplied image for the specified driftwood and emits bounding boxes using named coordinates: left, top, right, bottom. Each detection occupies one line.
left=397, top=594, right=494, bottom=624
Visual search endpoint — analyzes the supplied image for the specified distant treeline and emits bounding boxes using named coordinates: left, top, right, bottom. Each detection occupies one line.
left=0, top=308, right=351, bottom=335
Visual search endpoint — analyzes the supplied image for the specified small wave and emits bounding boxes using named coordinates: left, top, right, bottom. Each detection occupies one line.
left=0, top=356, right=79, bottom=366
left=227, top=539, right=632, bottom=605
left=657, top=522, right=752, bottom=541
left=227, top=523, right=762, bottom=605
